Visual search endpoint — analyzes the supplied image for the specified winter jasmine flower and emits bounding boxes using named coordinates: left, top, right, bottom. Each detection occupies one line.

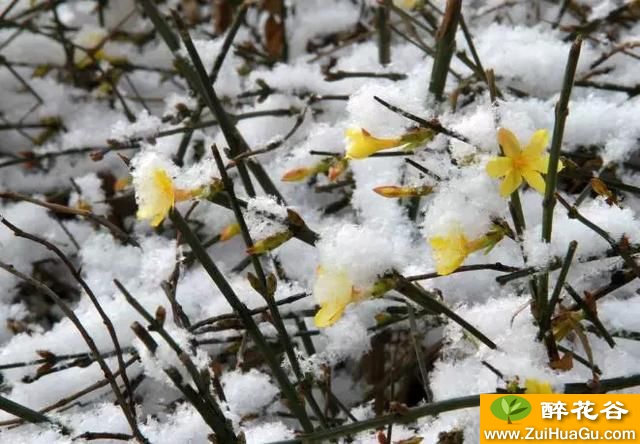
left=486, top=128, right=562, bottom=197
left=281, top=166, right=315, bottom=182
left=135, top=168, right=204, bottom=227
left=345, top=128, right=403, bottom=159
left=345, top=127, right=433, bottom=160
left=281, top=159, right=332, bottom=182
left=74, top=28, right=126, bottom=69
left=524, top=378, right=554, bottom=394
left=327, top=157, right=349, bottom=181
left=429, top=226, right=505, bottom=275
left=393, top=0, right=420, bottom=9
left=373, top=185, right=433, bottom=198
left=313, top=267, right=361, bottom=328
left=219, top=223, right=241, bottom=241
left=246, top=230, right=293, bottom=255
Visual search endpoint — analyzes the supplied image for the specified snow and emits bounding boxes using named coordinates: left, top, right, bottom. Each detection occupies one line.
left=221, top=369, right=279, bottom=416
left=1, top=0, right=639, bottom=442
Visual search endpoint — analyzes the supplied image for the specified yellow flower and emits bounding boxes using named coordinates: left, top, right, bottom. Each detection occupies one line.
left=219, top=223, right=241, bottom=241
left=430, top=229, right=475, bottom=276
left=313, top=267, right=359, bottom=328
left=345, top=128, right=404, bottom=159
left=429, top=226, right=505, bottom=275
left=114, top=176, right=131, bottom=192
left=373, top=185, right=433, bottom=198
left=246, top=230, right=293, bottom=255
left=393, top=0, right=419, bottom=9
left=524, top=378, right=554, bottom=394
left=135, top=168, right=196, bottom=227
left=281, top=167, right=314, bottom=182
left=486, top=128, right=563, bottom=197
left=74, top=30, right=126, bottom=69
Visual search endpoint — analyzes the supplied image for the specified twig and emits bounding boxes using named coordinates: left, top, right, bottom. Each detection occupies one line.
left=0, top=394, right=67, bottom=433
left=1, top=217, right=136, bottom=418
left=428, top=0, right=462, bottom=101
left=114, top=280, right=237, bottom=442
left=0, top=261, right=145, bottom=442
left=168, top=210, right=315, bottom=432
left=266, top=394, right=480, bottom=443
left=377, top=0, right=391, bottom=65
left=407, top=304, right=431, bottom=402
left=373, top=96, right=471, bottom=144
left=0, top=192, right=138, bottom=247
left=563, top=283, right=615, bottom=348
left=555, top=192, right=640, bottom=279
left=393, top=273, right=497, bottom=349
left=540, top=240, right=577, bottom=341
left=538, top=38, right=582, bottom=354
left=407, top=263, right=519, bottom=281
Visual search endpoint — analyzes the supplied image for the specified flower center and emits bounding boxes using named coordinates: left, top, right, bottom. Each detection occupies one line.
left=512, top=154, right=528, bottom=171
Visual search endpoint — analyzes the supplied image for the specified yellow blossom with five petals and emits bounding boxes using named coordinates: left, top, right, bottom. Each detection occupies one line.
left=486, top=128, right=562, bottom=197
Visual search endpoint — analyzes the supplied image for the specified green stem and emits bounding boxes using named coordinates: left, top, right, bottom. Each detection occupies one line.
left=266, top=395, right=480, bottom=443
left=428, top=0, right=462, bottom=101
left=169, top=210, right=315, bottom=432
left=377, top=0, right=391, bottom=65
left=538, top=38, right=582, bottom=355
left=540, top=240, right=577, bottom=342
left=115, top=281, right=238, bottom=443
left=210, top=146, right=328, bottom=429
left=394, top=274, right=497, bottom=349
left=0, top=395, right=68, bottom=433
left=541, top=38, right=582, bottom=244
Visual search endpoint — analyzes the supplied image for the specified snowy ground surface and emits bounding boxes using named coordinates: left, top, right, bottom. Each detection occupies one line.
left=0, top=0, right=639, bottom=443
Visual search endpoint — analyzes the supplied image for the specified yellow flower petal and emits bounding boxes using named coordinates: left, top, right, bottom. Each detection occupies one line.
left=521, top=169, right=546, bottom=194
left=499, top=170, right=523, bottom=196
left=486, top=157, right=513, bottom=178
left=153, top=169, right=174, bottom=197
left=531, top=154, right=550, bottom=173
left=497, top=128, right=521, bottom=158
left=314, top=301, right=348, bottom=328
left=313, top=267, right=355, bottom=327
left=523, top=129, right=550, bottom=158
left=136, top=169, right=175, bottom=227
left=345, top=128, right=403, bottom=159
left=429, top=231, right=470, bottom=275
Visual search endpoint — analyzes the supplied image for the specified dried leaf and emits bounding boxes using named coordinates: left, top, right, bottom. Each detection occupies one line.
left=155, top=305, right=167, bottom=327
left=262, top=0, right=282, bottom=15
left=550, top=352, right=574, bottom=371
left=264, top=14, right=284, bottom=60
left=36, top=362, right=54, bottom=377
left=286, top=209, right=306, bottom=227
left=213, top=0, right=234, bottom=34
left=181, top=0, right=200, bottom=25
left=583, top=291, right=597, bottom=314
left=389, top=401, right=410, bottom=415
left=437, top=429, right=463, bottom=444
left=590, top=178, right=617, bottom=205
left=36, top=350, right=56, bottom=361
